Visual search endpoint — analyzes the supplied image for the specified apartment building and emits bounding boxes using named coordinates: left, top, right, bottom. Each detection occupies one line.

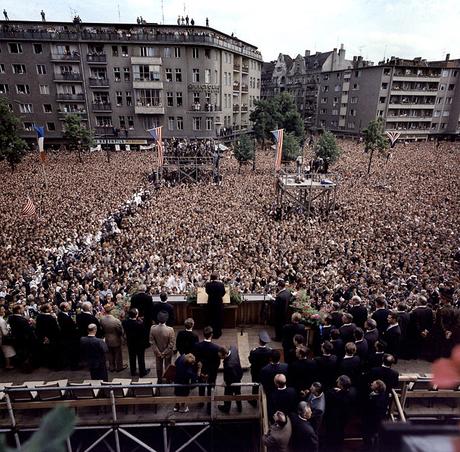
left=0, top=20, right=263, bottom=146
left=316, top=55, right=460, bottom=140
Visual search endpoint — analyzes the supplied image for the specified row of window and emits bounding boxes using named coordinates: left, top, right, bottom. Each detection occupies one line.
left=0, top=63, right=47, bottom=75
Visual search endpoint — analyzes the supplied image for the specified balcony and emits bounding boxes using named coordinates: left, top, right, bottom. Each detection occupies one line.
left=241, top=65, right=249, bottom=73
left=94, top=127, right=115, bottom=136
left=56, top=93, right=85, bottom=101
left=134, top=103, right=165, bottom=114
left=233, top=104, right=240, bottom=113
left=92, top=102, right=112, bottom=111
left=241, top=105, right=249, bottom=113
left=86, top=53, right=107, bottom=63
left=57, top=110, right=87, bottom=119
left=233, top=63, right=240, bottom=72
left=189, top=104, right=222, bottom=113
left=233, top=82, right=240, bottom=92
left=133, top=79, right=163, bottom=90
left=51, top=53, right=80, bottom=62
left=89, top=78, right=110, bottom=88
left=131, top=56, right=162, bottom=66
left=388, top=103, right=435, bottom=109
left=53, top=73, right=83, bottom=82
left=241, top=84, right=248, bottom=93
left=386, top=115, right=432, bottom=122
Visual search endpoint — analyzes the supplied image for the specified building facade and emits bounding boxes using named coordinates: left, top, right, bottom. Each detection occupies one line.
left=317, top=56, right=460, bottom=140
left=0, top=20, right=263, bottom=146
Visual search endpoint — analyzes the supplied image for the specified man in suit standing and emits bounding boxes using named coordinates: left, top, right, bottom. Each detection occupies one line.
left=218, top=345, right=244, bottom=413
left=100, top=304, right=126, bottom=372
left=288, top=346, right=318, bottom=396
left=314, top=341, right=338, bottom=390
left=267, top=373, right=297, bottom=418
left=205, top=273, right=226, bottom=339
left=123, top=308, right=149, bottom=377
left=149, top=311, right=175, bottom=382
left=80, top=323, right=109, bottom=381
left=260, top=350, right=289, bottom=394
left=35, top=303, right=61, bottom=369
left=152, top=292, right=175, bottom=326
left=354, top=328, right=369, bottom=363
left=339, top=313, right=357, bottom=344
left=371, top=296, right=390, bottom=335
left=364, top=319, right=379, bottom=354
left=262, top=411, right=292, bottom=452
left=58, top=302, right=80, bottom=369
left=367, top=354, right=399, bottom=395
left=248, top=330, right=272, bottom=406
left=193, top=326, right=221, bottom=412
left=130, top=284, right=154, bottom=347
left=272, top=280, right=291, bottom=341
left=338, top=342, right=362, bottom=386
left=410, top=296, right=434, bottom=359
left=76, top=302, right=102, bottom=338
left=176, top=317, right=199, bottom=355
left=348, top=295, right=368, bottom=329
left=289, top=402, right=319, bottom=452
left=281, top=312, right=305, bottom=362
left=383, top=312, right=401, bottom=360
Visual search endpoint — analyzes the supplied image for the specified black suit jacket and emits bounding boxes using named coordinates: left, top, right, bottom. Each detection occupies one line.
left=8, top=314, right=36, bottom=347
left=273, top=289, right=291, bottom=319
left=205, top=280, right=226, bottom=305
left=35, top=314, right=60, bottom=343
left=76, top=312, right=102, bottom=338
left=223, top=346, right=243, bottom=384
left=288, top=358, right=318, bottom=393
left=383, top=325, right=401, bottom=358
left=260, top=362, right=289, bottom=393
left=364, top=329, right=379, bottom=352
left=152, top=302, right=175, bottom=326
left=58, top=311, right=78, bottom=342
left=349, top=305, right=368, bottom=329
left=331, top=338, right=345, bottom=358
left=368, top=366, right=399, bottom=394
left=122, top=318, right=146, bottom=350
left=176, top=330, right=199, bottom=355
left=193, top=340, right=221, bottom=382
left=338, top=356, right=362, bottom=385
left=80, top=335, right=108, bottom=369
left=289, top=414, right=319, bottom=452
left=248, top=346, right=272, bottom=381
left=268, top=387, right=297, bottom=418
left=330, top=311, right=344, bottom=329
left=281, top=322, right=306, bottom=352
left=355, top=339, right=369, bottom=362
left=130, top=292, right=154, bottom=325
left=372, top=308, right=390, bottom=335
left=339, top=323, right=357, bottom=344
left=314, top=354, right=338, bottom=388
left=410, top=307, right=434, bottom=336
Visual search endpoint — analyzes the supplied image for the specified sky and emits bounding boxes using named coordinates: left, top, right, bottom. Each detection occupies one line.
left=2, top=0, right=460, bottom=64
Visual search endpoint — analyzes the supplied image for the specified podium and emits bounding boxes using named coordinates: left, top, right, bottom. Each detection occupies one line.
left=196, top=286, right=231, bottom=304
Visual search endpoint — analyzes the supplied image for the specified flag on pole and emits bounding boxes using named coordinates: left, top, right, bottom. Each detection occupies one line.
left=21, top=196, right=37, bottom=218
left=147, top=126, right=164, bottom=167
left=33, top=125, right=46, bottom=162
left=271, top=129, right=284, bottom=172
left=385, top=131, right=401, bottom=148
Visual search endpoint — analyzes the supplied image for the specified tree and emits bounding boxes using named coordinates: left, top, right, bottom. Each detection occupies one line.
left=250, top=92, right=305, bottom=144
left=362, top=118, right=389, bottom=174
left=233, top=134, right=255, bottom=173
left=0, top=98, right=27, bottom=173
left=282, top=132, right=302, bottom=161
left=315, top=131, right=341, bottom=164
left=63, top=114, right=94, bottom=163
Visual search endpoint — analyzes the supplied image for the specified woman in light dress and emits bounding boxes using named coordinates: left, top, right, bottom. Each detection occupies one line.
left=0, top=305, right=15, bottom=369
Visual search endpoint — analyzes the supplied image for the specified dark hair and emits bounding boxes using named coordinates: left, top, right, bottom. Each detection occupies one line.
left=210, top=273, right=218, bottom=281
left=160, top=292, right=168, bottom=302
left=128, top=308, right=138, bottom=319
left=203, top=326, right=213, bottom=339
left=293, top=333, right=305, bottom=345
left=296, top=345, right=308, bottom=359
left=345, top=342, right=356, bottom=355
left=271, top=349, right=281, bottom=363
left=337, top=375, right=351, bottom=390
left=12, top=304, right=22, bottom=314
left=311, top=382, right=323, bottom=394
left=375, top=296, right=386, bottom=307
left=342, top=313, right=353, bottom=323
left=330, top=329, right=340, bottom=340
left=322, top=341, right=334, bottom=354
left=383, top=353, right=395, bottom=367
left=354, top=328, right=364, bottom=340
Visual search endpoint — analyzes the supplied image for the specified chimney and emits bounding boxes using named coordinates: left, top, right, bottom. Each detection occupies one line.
left=305, top=50, right=310, bottom=57
left=446, top=53, right=450, bottom=61
left=338, top=44, right=345, bottom=66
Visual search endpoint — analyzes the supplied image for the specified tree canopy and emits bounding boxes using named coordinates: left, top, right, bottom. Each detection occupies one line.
left=362, top=118, right=389, bottom=174
left=233, top=134, right=255, bottom=172
left=250, top=92, right=305, bottom=143
left=282, top=132, right=302, bottom=161
left=315, top=131, right=341, bottom=164
left=0, top=98, right=27, bottom=172
left=63, top=114, right=94, bottom=161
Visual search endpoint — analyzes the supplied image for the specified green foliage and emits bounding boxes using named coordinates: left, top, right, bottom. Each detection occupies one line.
left=250, top=92, right=305, bottom=142
left=63, top=114, right=94, bottom=149
left=233, top=134, right=255, bottom=164
left=0, top=98, right=27, bottom=172
left=362, top=118, right=389, bottom=174
left=282, top=132, right=302, bottom=161
left=0, top=406, right=75, bottom=452
left=315, top=131, right=341, bottom=164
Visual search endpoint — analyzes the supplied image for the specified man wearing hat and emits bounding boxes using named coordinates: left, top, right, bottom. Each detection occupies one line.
left=149, top=311, right=175, bottom=382
left=100, top=304, right=126, bottom=372
left=248, top=330, right=272, bottom=406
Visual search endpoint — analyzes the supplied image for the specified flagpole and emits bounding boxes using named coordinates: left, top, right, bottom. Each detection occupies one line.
left=40, top=161, right=48, bottom=189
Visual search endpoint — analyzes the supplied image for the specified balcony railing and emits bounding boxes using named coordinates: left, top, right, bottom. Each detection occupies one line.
left=89, top=78, right=109, bottom=87
left=241, top=84, right=248, bottom=92
left=233, top=63, right=240, bottom=71
left=53, top=73, right=82, bottom=81
left=51, top=53, right=80, bottom=61
left=87, top=53, right=107, bottom=63
left=92, top=102, right=112, bottom=111
left=241, top=105, right=249, bottom=112
left=94, top=126, right=115, bottom=136
left=57, top=110, right=87, bottom=119
left=189, top=104, right=222, bottom=112
left=233, top=82, right=240, bottom=91
left=56, top=93, right=85, bottom=101
left=233, top=104, right=240, bottom=112
left=242, top=65, right=249, bottom=73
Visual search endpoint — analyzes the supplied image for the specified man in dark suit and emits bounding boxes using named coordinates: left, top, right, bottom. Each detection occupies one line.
left=267, top=373, right=297, bottom=418
left=281, top=312, right=305, bottom=362
left=362, top=379, right=389, bottom=450
left=354, top=328, right=369, bottom=363
left=80, top=323, right=109, bottom=380
left=205, top=273, right=226, bottom=339
left=364, top=319, right=379, bottom=353
left=175, top=317, right=199, bottom=355
left=410, top=296, right=434, bottom=359
left=260, top=349, right=289, bottom=394
left=367, top=354, right=399, bottom=395
left=248, top=330, right=272, bottom=406
left=152, top=292, right=175, bottom=326
left=339, top=313, right=357, bottom=344
left=315, top=341, right=338, bottom=389
left=348, top=296, right=368, bottom=329
left=396, top=302, right=411, bottom=359
left=367, top=340, right=386, bottom=369
left=272, top=280, right=291, bottom=341
left=193, top=326, right=221, bottom=410
left=330, top=329, right=345, bottom=359
left=288, top=345, right=318, bottom=396
left=371, top=296, right=390, bottom=335
left=130, top=284, right=154, bottom=346
left=218, top=345, right=244, bottom=413
left=35, top=303, right=61, bottom=369
left=58, top=302, right=80, bottom=369
left=383, top=312, right=401, bottom=360
left=338, top=342, right=362, bottom=386
left=329, top=302, right=344, bottom=329
left=76, top=302, right=102, bottom=338
left=289, top=402, right=319, bottom=452
left=122, top=308, right=149, bottom=377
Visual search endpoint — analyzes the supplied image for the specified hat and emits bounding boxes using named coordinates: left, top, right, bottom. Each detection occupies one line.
left=157, top=310, right=169, bottom=323
left=259, top=330, right=270, bottom=343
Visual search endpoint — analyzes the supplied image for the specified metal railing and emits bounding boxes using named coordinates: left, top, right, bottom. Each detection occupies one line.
left=86, top=53, right=107, bottom=63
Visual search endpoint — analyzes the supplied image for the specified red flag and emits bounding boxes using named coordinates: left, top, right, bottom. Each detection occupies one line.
left=21, top=196, right=37, bottom=218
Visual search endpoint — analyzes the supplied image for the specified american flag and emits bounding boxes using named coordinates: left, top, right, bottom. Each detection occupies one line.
left=21, top=196, right=37, bottom=218
left=147, top=126, right=164, bottom=167
left=271, top=129, right=284, bottom=172
left=33, top=125, right=46, bottom=162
